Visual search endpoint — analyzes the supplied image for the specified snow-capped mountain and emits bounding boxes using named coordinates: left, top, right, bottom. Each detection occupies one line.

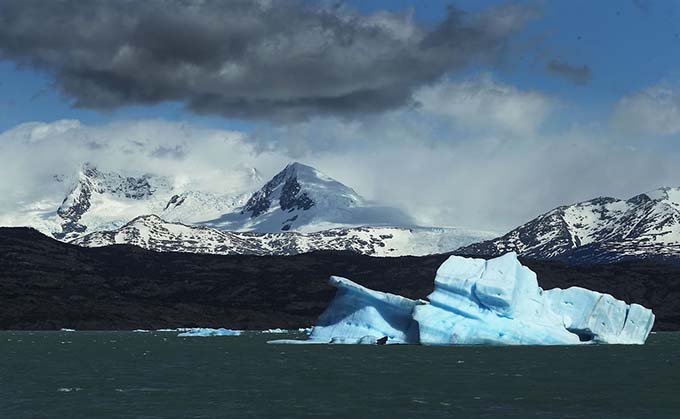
left=459, top=187, right=680, bottom=263
left=202, top=162, right=415, bottom=233
left=51, top=163, right=249, bottom=240
left=2, top=161, right=496, bottom=255
left=71, top=214, right=496, bottom=257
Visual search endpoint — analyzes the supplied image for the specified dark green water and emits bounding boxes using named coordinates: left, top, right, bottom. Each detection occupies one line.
left=1, top=331, right=679, bottom=419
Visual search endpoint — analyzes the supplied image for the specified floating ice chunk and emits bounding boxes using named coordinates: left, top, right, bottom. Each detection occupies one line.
left=415, top=253, right=654, bottom=345
left=277, top=253, right=654, bottom=345
left=306, top=276, right=424, bottom=344
left=261, top=328, right=288, bottom=334
left=177, top=328, right=242, bottom=337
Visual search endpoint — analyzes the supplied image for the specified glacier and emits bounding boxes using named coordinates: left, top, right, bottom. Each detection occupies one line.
left=278, top=252, right=654, bottom=345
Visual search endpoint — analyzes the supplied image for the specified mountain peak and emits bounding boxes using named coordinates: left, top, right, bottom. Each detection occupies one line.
left=80, top=162, right=99, bottom=178
left=201, top=162, right=414, bottom=233
left=285, top=161, right=315, bottom=172
left=241, top=162, right=361, bottom=220
left=280, top=162, right=334, bottom=184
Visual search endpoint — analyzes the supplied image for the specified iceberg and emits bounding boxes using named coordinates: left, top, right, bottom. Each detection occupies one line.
left=261, top=328, right=289, bottom=334
left=304, top=276, right=424, bottom=344
left=177, top=328, right=242, bottom=337
left=278, top=253, right=654, bottom=345
left=414, top=252, right=654, bottom=345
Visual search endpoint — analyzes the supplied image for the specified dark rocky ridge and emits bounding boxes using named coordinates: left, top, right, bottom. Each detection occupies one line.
left=1, top=227, right=679, bottom=331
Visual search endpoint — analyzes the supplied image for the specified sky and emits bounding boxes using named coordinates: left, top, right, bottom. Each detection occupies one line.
left=1, top=0, right=680, bottom=231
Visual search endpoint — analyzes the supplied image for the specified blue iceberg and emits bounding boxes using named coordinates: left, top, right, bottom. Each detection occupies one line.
left=307, top=276, right=423, bottom=344
left=177, top=328, right=242, bottom=337
left=278, top=252, right=654, bottom=345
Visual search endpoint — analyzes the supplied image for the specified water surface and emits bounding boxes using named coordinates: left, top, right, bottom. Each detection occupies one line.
left=1, top=331, right=678, bottom=418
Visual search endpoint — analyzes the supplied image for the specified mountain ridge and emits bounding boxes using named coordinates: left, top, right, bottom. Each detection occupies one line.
left=70, top=214, right=496, bottom=257
left=459, top=187, right=680, bottom=263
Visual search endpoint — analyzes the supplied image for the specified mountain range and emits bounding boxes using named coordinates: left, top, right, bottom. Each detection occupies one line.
left=2, top=161, right=495, bottom=256
left=70, top=214, right=492, bottom=257
left=5, top=158, right=680, bottom=263
left=460, top=188, right=680, bottom=263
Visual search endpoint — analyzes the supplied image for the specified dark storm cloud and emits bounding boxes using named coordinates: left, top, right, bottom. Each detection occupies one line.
left=546, top=59, right=592, bottom=85
left=0, top=0, right=536, bottom=120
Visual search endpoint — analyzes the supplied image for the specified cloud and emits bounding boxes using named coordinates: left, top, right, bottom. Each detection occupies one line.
left=546, top=59, right=591, bottom=85
left=0, top=119, right=289, bottom=215
left=0, top=0, right=536, bottom=120
left=247, top=79, right=680, bottom=231
left=413, top=76, right=555, bottom=135
left=2, top=114, right=680, bottom=232
left=611, top=84, right=680, bottom=136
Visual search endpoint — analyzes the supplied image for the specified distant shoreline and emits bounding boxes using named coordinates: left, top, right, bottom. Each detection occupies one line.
left=2, top=227, right=679, bottom=331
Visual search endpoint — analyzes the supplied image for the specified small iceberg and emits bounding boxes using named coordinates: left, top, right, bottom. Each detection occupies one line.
left=261, top=328, right=288, bottom=334
left=273, top=252, right=655, bottom=346
left=177, top=328, right=242, bottom=337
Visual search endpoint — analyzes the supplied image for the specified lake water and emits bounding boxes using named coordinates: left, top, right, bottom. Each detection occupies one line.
left=1, top=331, right=679, bottom=418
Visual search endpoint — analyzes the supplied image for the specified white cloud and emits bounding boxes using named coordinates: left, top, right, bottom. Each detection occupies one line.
left=612, top=84, right=680, bottom=137
left=413, top=76, right=556, bottom=136
left=3, top=78, right=680, bottom=233
left=0, top=119, right=289, bottom=214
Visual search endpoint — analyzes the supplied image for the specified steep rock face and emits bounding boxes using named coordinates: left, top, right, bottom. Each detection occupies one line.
left=243, top=164, right=322, bottom=218
left=460, top=188, right=680, bottom=263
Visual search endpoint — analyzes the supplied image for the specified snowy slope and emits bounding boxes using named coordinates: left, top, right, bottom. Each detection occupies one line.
left=71, top=214, right=496, bottom=257
left=460, top=187, right=680, bottom=263
left=3, top=161, right=496, bottom=255
left=202, top=162, right=415, bottom=233
left=24, top=163, right=249, bottom=241
left=9, top=162, right=416, bottom=239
